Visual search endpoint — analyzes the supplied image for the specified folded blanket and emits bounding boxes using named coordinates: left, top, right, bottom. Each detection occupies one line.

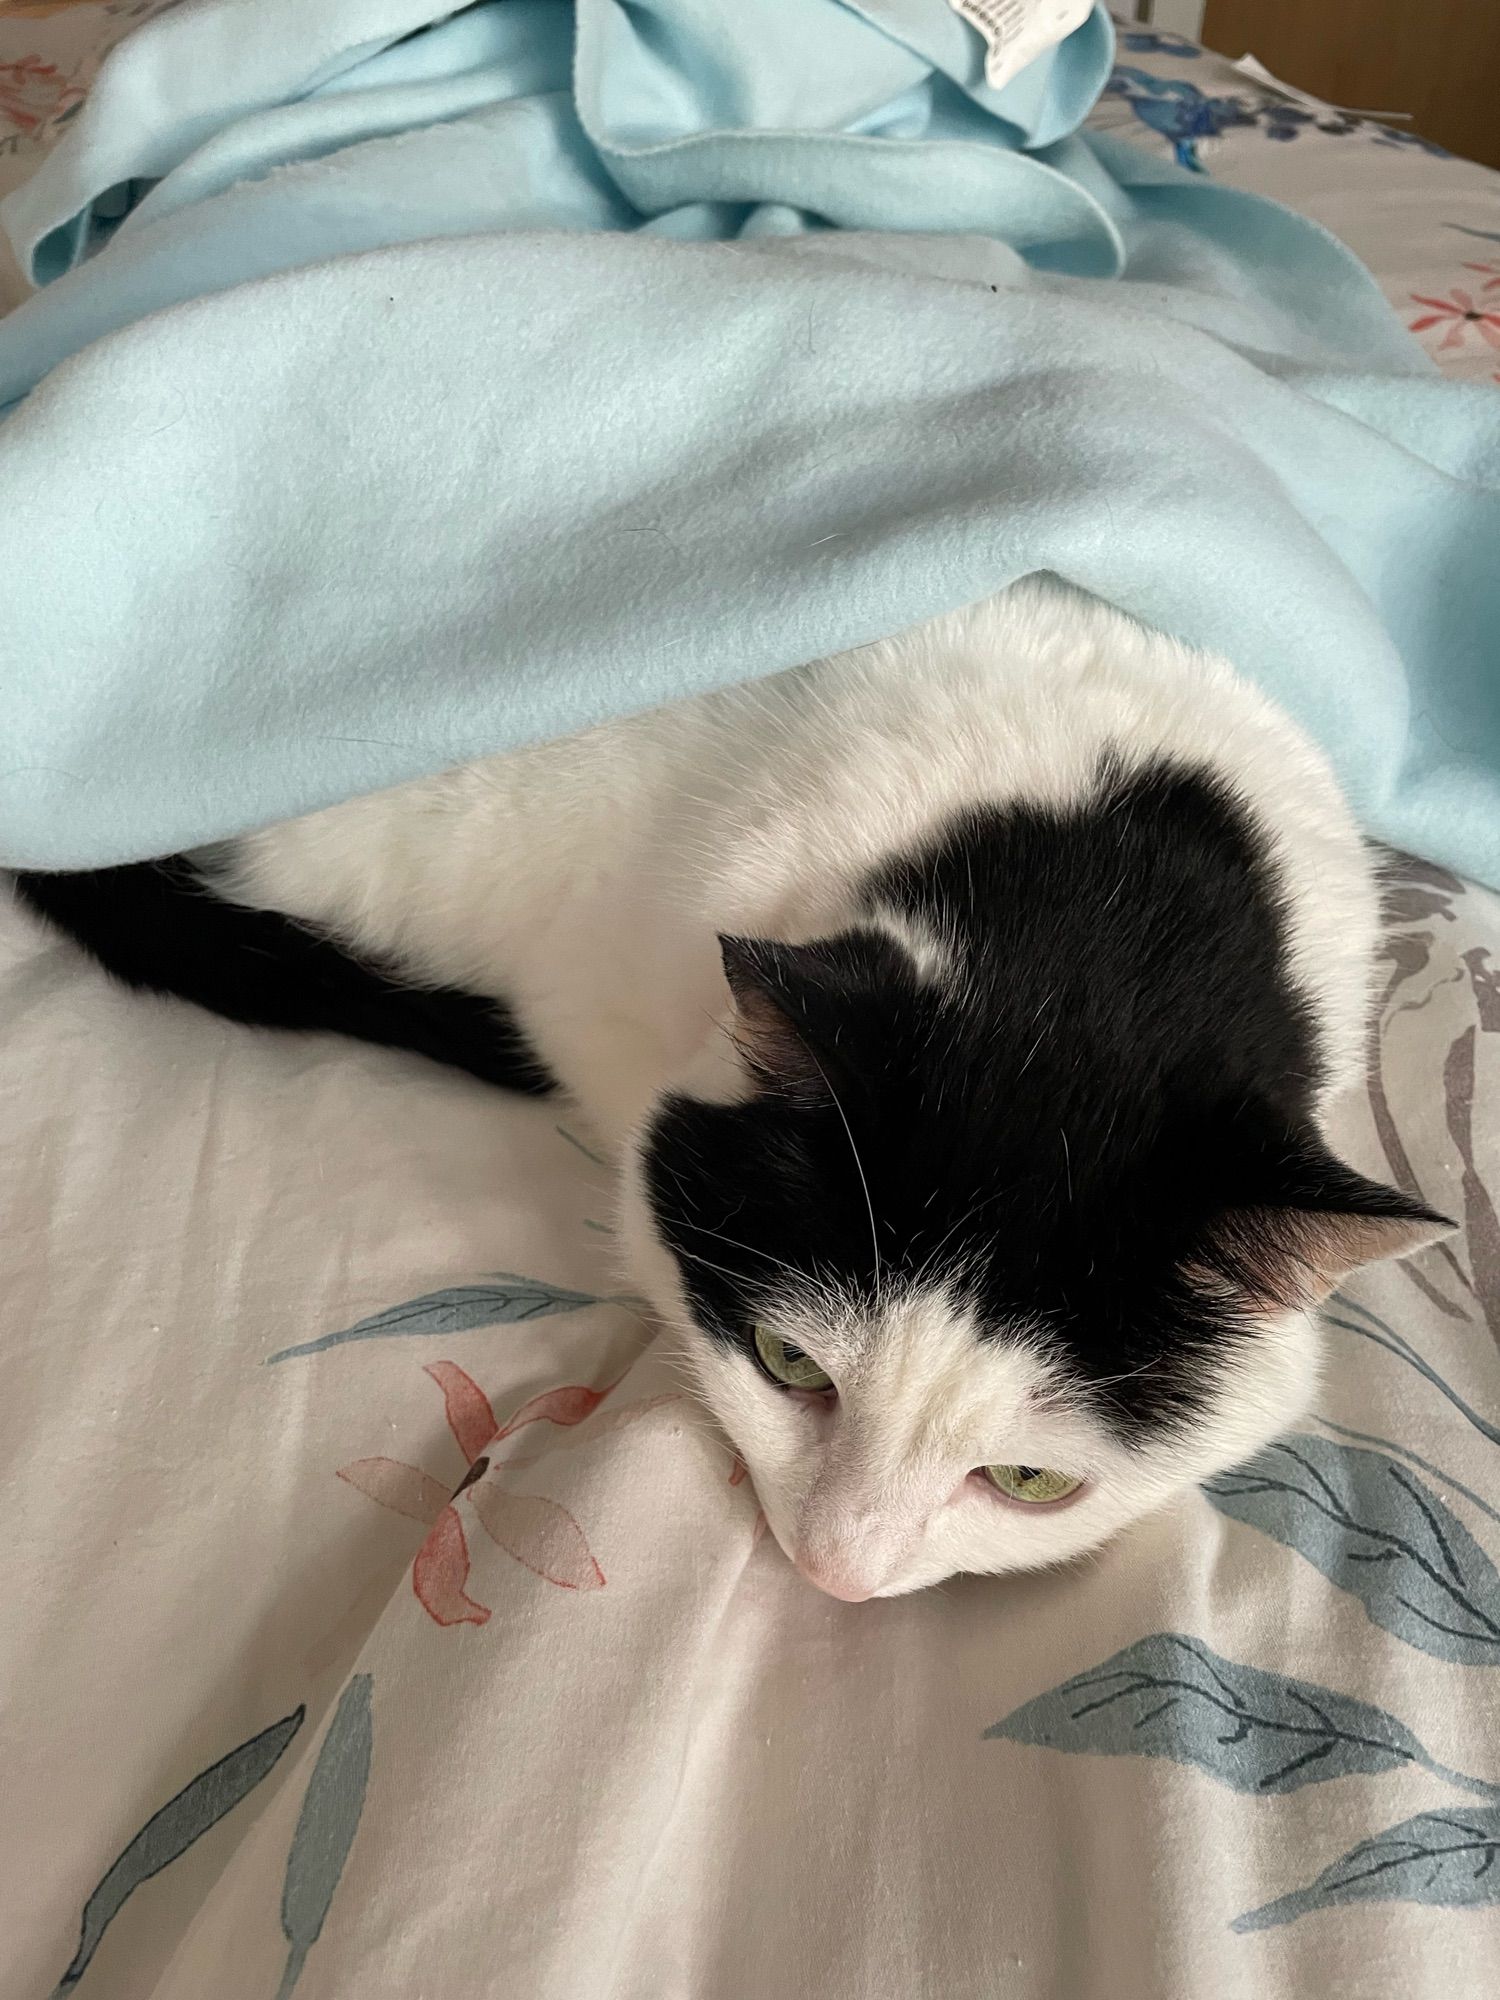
left=1, top=0, right=1497, bottom=883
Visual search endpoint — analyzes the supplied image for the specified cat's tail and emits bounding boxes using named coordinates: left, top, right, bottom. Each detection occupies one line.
left=10, top=857, right=554, bottom=1094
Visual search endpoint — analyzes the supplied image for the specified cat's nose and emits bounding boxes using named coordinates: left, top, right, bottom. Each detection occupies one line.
left=794, top=1554, right=876, bottom=1602
left=792, top=1494, right=917, bottom=1600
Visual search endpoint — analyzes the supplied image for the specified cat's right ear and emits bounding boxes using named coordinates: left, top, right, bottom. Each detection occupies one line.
left=1192, top=1136, right=1453, bottom=1315
left=718, top=936, right=830, bottom=1107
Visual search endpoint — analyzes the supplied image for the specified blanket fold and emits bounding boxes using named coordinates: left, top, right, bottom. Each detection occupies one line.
left=1, top=0, right=1497, bottom=882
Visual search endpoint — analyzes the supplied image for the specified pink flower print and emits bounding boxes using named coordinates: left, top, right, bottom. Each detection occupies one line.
left=1461, top=261, right=1500, bottom=295
left=5, top=3, right=128, bottom=17
left=412, top=1505, right=492, bottom=1627
left=468, top=1483, right=604, bottom=1590
left=1408, top=288, right=1500, bottom=354
left=497, top=1379, right=615, bottom=1438
left=0, top=56, right=82, bottom=135
left=336, top=1362, right=618, bottom=1625
left=426, top=1357, right=502, bottom=1463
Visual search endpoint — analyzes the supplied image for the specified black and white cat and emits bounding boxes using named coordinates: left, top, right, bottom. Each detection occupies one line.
left=17, top=578, right=1448, bottom=1600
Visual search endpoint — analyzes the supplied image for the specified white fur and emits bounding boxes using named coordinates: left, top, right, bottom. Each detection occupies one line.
left=217, top=579, right=1385, bottom=1597
left=618, top=1165, right=1322, bottom=1598
left=863, top=904, right=961, bottom=988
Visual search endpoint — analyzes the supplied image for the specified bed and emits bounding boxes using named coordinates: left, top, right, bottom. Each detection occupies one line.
left=2, top=10, right=1499, bottom=1999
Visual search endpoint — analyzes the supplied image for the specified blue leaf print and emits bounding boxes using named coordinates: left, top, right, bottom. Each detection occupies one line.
left=1327, top=1294, right=1500, bottom=1450
left=1234, top=1804, right=1500, bottom=1931
left=984, top=1632, right=1496, bottom=1795
left=50, top=1705, right=304, bottom=1995
left=1204, top=1436, right=1500, bottom=1666
left=267, top=1277, right=605, bottom=1363
left=1102, top=68, right=1253, bottom=170
left=1316, top=1416, right=1500, bottom=1535
left=275, top=1674, right=373, bottom=2000
left=1117, top=29, right=1202, bottom=58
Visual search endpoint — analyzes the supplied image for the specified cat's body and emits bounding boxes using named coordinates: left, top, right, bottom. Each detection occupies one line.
left=16, top=579, right=1446, bottom=1598
left=217, top=579, right=1371, bottom=1141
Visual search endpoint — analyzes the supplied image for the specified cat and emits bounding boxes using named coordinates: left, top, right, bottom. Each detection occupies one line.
left=15, top=577, right=1449, bottom=1600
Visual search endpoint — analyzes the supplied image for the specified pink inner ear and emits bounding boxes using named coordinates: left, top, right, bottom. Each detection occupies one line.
left=1196, top=1205, right=1451, bottom=1313
left=730, top=982, right=825, bottom=1095
left=1288, top=1209, right=1452, bottom=1299
left=720, top=939, right=828, bottom=1103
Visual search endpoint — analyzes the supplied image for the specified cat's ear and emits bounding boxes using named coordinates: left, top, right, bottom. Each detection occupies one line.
left=1193, top=1138, right=1453, bottom=1314
left=718, top=936, right=831, bottom=1105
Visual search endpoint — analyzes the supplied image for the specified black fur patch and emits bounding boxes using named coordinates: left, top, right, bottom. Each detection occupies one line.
left=12, top=858, right=554, bottom=1094
left=644, top=760, right=1429, bottom=1437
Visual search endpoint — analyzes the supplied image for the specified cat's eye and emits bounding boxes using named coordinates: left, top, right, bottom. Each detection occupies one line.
left=982, top=1464, right=1083, bottom=1505
left=754, top=1327, right=833, bottom=1392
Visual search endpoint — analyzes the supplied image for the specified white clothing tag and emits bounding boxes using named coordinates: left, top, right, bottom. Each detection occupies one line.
left=948, top=0, right=1093, bottom=93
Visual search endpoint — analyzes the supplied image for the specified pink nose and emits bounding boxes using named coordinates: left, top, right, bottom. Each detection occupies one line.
left=794, top=1557, right=877, bottom=1603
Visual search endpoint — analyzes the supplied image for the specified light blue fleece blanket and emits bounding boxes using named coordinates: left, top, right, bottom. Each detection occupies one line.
left=1, top=0, right=1498, bottom=880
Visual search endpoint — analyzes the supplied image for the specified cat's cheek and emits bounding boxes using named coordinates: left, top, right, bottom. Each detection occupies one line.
left=729, top=1414, right=831, bottom=1569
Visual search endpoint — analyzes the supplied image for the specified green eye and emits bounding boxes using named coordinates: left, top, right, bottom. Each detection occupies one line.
left=983, top=1464, right=1083, bottom=1505
left=754, top=1327, right=833, bottom=1392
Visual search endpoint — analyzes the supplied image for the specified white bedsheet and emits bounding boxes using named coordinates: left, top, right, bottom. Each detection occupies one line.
left=4, top=860, right=1499, bottom=2000
left=3, top=12, right=1499, bottom=2000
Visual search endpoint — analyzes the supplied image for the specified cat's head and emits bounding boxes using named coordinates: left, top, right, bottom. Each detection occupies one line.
left=620, top=792, right=1448, bottom=1600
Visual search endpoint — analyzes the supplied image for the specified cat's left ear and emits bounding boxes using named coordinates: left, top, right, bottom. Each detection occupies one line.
left=718, top=936, right=832, bottom=1106
left=1196, top=1139, right=1453, bottom=1313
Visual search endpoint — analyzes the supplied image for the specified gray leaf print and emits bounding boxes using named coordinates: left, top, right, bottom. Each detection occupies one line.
left=1234, top=1804, right=1500, bottom=1931
left=1328, top=1294, right=1500, bottom=1449
left=1445, top=1020, right=1500, bottom=1348
left=276, top=1674, right=373, bottom=2000
left=1367, top=925, right=1471, bottom=1316
left=1204, top=1435, right=1500, bottom=1666
left=983, top=1633, right=1480, bottom=1793
left=1463, top=945, right=1500, bottom=1033
left=51, top=1705, right=304, bottom=1995
left=1378, top=848, right=1463, bottom=928
left=267, top=1278, right=604, bottom=1363
left=1383, top=890, right=1460, bottom=928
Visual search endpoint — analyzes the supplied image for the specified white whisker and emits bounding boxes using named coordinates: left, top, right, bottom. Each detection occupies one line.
left=805, top=1047, right=883, bottom=1299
